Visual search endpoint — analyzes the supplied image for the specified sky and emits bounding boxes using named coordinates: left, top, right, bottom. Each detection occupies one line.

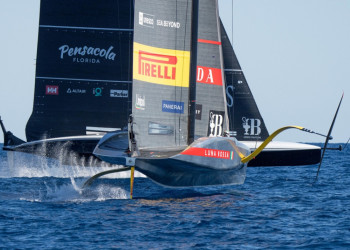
left=0, top=0, right=349, bottom=144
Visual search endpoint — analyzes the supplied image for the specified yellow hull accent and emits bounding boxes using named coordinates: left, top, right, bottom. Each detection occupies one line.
left=241, top=125, right=305, bottom=164
left=130, top=166, right=135, bottom=199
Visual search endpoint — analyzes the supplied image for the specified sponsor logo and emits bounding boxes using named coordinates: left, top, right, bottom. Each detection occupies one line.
left=226, top=85, right=234, bottom=108
left=135, top=94, right=145, bottom=110
left=139, top=51, right=176, bottom=80
left=67, top=88, right=86, bottom=94
left=133, top=42, right=190, bottom=87
left=242, top=117, right=261, bottom=136
left=156, top=19, right=180, bottom=29
left=197, top=66, right=222, bottom=85
left=181, top=147, right=234, bottom=160
left=110, top=90, right=128, bottom=98
left=148, top=122, right=174, bottom=135
left=93, top=88, right=103, bottom=97
left=162, top=100, right=184, bottom=114
left=208, top=110, right=225, bottom=137
left=195, top=104, right=202, bottom=120
left=138, top=11, right=181, bottom=29
left=139, top=12, right=154, bottom=28
left=46, top=85, right=59, bottom=95
left=58, top=45, right=116, bottom=64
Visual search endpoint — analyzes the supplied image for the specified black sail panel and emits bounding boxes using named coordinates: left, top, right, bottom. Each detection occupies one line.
left=25, top=0, right=134, bottom=141
left=132, top=0, right=192, bottom=149
left=194, top=0, right=228, bottom=138
left=221, top=21, right=269, bottom=141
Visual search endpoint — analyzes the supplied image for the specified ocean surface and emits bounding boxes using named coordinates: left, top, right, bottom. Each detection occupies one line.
left=1, top=143, right=350, bottom=249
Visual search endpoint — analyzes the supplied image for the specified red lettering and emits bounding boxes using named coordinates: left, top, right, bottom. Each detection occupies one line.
left=145, top=63, right=150, bottom=76
left=164, top=66, right=171, bottom=79
left=138, top=50, right=178, bottom=80
left=157, top=65, right=163, bottom=78
left=172, top=67, right=176, bottom=80
left=151, top=64, right=156, bottom=77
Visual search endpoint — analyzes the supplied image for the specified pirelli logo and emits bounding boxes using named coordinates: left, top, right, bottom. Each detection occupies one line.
left=139, top=51, right=176, bottom=80
left=133, top=42, right=190, bottom=87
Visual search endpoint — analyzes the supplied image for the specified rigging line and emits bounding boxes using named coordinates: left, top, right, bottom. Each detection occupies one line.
left=39, top=25, right=133, bottom=32
left=232, top=0, right=234, bottom=45
left=127, top=10, right=132, bottom=123
left=176, top=0, right=179, bottom=145
left=342, top=137, right=350, bottom=150
left=177, top=0, right=190, bottom=145
left=216, top=0, right=229, bottom=133
left=117, top=1, right=121, bottom=92
left=36, top=76, right=131, bottom=83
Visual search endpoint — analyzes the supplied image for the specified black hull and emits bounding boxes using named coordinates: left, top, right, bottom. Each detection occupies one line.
left=3, top=136, right=107, bottom=167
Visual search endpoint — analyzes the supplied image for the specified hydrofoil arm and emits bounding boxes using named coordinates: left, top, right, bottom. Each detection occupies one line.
left=241, top=126, right=327, bottom=164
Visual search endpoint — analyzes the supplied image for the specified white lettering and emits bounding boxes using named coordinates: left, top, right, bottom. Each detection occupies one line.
left=209, top=112, right=223, bottom=137
left=206, top=69, right=214, bottom=83
left=197, top=67, right=204, bottom=81
left=250, top=119, right=261, bottom=136
left=157, top=19, right=181, bottom=28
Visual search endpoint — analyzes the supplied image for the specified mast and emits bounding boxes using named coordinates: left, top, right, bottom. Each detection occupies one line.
left=188, top=0, right=199, bottom=145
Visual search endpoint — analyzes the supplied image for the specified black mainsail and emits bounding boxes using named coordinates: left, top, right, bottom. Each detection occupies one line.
left=25, top=0, right=134, bottom=141
left=220, top=21, right=269, bottom=141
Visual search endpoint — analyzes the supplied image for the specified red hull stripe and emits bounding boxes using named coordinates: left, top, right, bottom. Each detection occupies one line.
left=198, top=38, right=222, bottom=45
left=181, top=147, right=233, bottom=160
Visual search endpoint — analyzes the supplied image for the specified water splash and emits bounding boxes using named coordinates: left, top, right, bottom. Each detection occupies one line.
left=1, top=150, right=144, bottom=179
left=16, top=177, right=130, bottom=202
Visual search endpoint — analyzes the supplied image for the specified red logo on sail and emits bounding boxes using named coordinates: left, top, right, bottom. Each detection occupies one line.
left=181, top=147, right=233, bottom=160
left=45, top=85, right=59, bottom=95
left=197, top=66, right=222, bottom=86
left=139, top=51, right=177, bottom=80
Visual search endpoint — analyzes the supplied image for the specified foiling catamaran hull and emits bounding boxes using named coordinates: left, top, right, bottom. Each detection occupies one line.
left=243, top=141, right=321, bottom=167
left=93, top=132, right=250, bottom=187
left=93, top=131, right=321, bottom=170
left=2, top=134, right=106, bottom=167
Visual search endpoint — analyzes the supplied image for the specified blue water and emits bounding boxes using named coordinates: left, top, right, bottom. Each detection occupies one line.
left=1, top=143, right=350, bottom=249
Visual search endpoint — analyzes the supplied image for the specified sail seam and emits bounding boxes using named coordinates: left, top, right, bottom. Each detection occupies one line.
left=36, top=77, right=132, bottom=83
left=39, top=25, right=133, bottom=32
left=224, top=69, right=242, bottom=72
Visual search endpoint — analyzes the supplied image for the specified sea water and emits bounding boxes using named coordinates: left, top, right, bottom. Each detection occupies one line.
left=1, top=143, right=350, bottom=249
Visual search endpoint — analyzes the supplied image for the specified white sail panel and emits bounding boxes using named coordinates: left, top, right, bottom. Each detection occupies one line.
left=132, top=0, right=193, bottom=149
